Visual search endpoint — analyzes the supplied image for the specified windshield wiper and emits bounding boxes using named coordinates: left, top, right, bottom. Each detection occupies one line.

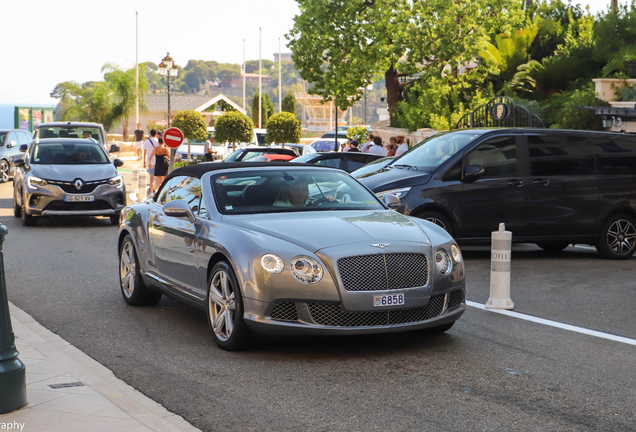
left=393, top=164, right=417, bottom=170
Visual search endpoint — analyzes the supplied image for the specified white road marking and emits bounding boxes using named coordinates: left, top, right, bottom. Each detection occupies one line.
left=466, top=300, right=636, bottom=346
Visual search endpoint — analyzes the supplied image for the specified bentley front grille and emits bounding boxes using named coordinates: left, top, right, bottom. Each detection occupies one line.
left=270, top=302, right=299, bottom=322
left=308, top=293, right=446, bottom=327
left=337, top=253, right=429, bottom=291
left=447, top=289, right=465, bottom=309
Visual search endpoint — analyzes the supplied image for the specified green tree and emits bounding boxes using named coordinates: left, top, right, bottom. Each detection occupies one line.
left=214, top=112, right=254, bottom=146
left=346, top=125, right=368, bottom=143
left=102, top=63, right=149, bottom=141
left=251, top=90, right=275, bottom=128
left=265, top=112, right=301, bottom=145
left=170, top=110, right=208, bottom=170
left=51, top=81, right=121, bottom=131
left=511, top=55, right=589, bottom=99
left=543, top=85, right=610, bottom=130
left=281, top=93, right=297, bottom=116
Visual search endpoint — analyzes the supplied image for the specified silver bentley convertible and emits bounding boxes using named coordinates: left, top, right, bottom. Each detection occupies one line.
left=117, top=163, right=466, bottom=350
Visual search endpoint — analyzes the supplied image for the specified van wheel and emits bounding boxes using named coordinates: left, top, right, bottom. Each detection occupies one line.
left=415, top=211, right=453, bottom=236
left=0, top=160, right=9, bottom=183
left=21, top=205, right=36, bottom=226
left=536, top=242, right=570, bottom=253
left=597, top=214, right=636, bottom=260
left=13, top=193, right=21, bottom=218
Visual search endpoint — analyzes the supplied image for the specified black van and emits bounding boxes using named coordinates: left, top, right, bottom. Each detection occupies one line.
left=357, top=129, right=636, bottom=259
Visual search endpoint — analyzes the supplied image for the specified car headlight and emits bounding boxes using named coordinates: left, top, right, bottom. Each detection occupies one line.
left=376, top=187, right=411, bottom=199
left=261, top=253, right=284, bottom=274
left=27, top=175, right=47, bottom=189
left=435, top=249, right=452, bottom=274
left=290, top=255, right=323, bottom=284
left=450, top=244, right=462, bottom=263
left=108, top=175, right=124, bottom=189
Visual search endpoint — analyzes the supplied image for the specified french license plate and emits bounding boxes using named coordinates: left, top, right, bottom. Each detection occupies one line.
left=64, top=195, right=95, bottom=202
left=374, top=293, right=405, bottom=307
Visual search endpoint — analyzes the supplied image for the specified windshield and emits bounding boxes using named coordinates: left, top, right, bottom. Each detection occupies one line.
left=31, top=142, right=109, bottom=164
left=0, top=132, right=6, bottom=146
left=311, top=140, right=338, bottom=152
left=291, top=154, right=320, bottom=163
left=394, top=132, right=481, bottom=170
left=37, top=127, right=104, bottom=145
left=351, top=156, right=395, bottom=177
left=211, top=168, right=384, bottom=215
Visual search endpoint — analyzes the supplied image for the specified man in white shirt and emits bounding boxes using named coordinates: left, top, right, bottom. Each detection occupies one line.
left=368, top=136, right=388, bottom=156
left=143, top=129, right=159, bottom=194
left=361, top=134, right=374, bottom=153
left=395, top=141, right=409, bottom=156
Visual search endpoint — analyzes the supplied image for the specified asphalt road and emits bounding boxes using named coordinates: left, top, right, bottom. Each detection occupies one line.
left=1, top=180, right=635, bottom=432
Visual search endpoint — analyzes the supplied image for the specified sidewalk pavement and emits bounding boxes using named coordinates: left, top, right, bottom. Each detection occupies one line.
left=0, top=302, right=200, bottom=432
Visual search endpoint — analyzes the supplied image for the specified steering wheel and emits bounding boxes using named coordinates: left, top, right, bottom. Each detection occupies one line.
left=307, top=197, right=332, bottom=207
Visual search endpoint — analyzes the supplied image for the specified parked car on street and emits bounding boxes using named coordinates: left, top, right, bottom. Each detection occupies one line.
left=270, top=143, right=316, bottom=156
left=351, top=156, right=395, bottom=178
left=33, top=122, right=109, bottom=152
left=222, top=146, right=300, bottom=162
left=358, top=128, right=636, bottom=259
left=292, top=152, right=383, bottom=173
left=117, top=163, right=465, bottom=350
left=310, top=138, right=348, bottom=152
left=13, top=138, right=125, bottom=226
left=0, top=129, right=32, bottom=182
left=321, top=131, right=348, bottom=139
left=248, top=154, right=297, bottom=162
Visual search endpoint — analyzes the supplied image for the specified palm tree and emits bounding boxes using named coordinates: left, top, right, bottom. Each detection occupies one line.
left=102, top=63, right=149, bottom=141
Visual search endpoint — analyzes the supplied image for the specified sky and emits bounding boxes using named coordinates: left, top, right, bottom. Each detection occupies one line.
left=0, top=0, right=624, bottom=106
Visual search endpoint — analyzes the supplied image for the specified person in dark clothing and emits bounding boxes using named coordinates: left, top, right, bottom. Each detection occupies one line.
left=348, top=140, right=361, bottom=152
left=134, top=123, right=145, bottom=161
left=150, top=137, right=170, bottom=191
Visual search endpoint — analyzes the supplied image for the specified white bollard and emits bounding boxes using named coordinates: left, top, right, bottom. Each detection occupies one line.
left=138, top=169, right=148, bottom=202
left=486, top=223, right=514, bottom=310
left=131, top=166, right=139, bottom=192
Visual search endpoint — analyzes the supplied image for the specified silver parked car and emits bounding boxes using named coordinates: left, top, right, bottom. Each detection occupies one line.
left=13, top=138, right=125, bottom=226
left=117, top=163, right=466, bottom=350
left=0, top=129, right=33, bottom=182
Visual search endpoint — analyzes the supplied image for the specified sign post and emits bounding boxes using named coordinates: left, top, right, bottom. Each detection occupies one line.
left=163, top=127, right=184, bottom=173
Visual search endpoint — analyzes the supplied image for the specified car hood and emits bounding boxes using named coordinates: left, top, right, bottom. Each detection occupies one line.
left=225, top=210, right=430, bottom=253
left=357, top=166, right=432, bottom=192
left=31, top=164, right=118, bottom=181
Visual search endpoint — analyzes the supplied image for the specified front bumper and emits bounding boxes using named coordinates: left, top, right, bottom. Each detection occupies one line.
left=23, top=183, right=126, bottom=217
left=243, top=287, right=465, bottom=336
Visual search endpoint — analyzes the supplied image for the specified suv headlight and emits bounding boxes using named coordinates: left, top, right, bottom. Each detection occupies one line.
left=108, top=175, right=124, bottom=189
left=435, top=249, right=452, bottom=274
left=290, top=255, right=323, bottom=284
left=376, top=187, right=411, bottom=199
left=27, top=175, right=47, bottom=189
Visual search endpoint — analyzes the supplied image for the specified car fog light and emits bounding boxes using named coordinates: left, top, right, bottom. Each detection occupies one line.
left=261, top=254, right=284, bottom=274
left=450, top=244, right=462, bottom=263
left=435, top=249, right=452, bottom=274
left=290, top=255, right=323, bottom=284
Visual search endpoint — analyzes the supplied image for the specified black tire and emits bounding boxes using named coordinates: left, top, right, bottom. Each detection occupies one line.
left=415, top=210, right=453, bottom=236
left=0, top=159, right=9, bottom=183
left=21, top=205, right=36, bottom=226
left=110, top=214, right=120, bottom=226
left=596, top=213, right=636, bottom=260
left=536, top=242, right=570, bottom=253
left=13, top=192, right=20, bottom=218
left=119, top=235, right=162, bottom=306
left=207, top=261, right=251, bottom=351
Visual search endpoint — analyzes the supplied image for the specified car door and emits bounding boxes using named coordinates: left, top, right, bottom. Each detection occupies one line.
left=312, top=155, right=342, bottom=169
left=343, top=153, right=376, bottom=173
left=148, top=175, right=201, bottom=298
left=455, top=134, right=527, bottom=239
left=520, top=132, right=599, bottom=239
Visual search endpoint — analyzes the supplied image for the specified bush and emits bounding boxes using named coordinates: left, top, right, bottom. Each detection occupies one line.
left=282, top=93, right=297, bottom=115
left=215, top=111, right=254, bottom=144
left=544, top=86, right=610, bottom=130
left=346, top=125, right=368, bottom=143
left=265, top=112, right=302, bottom=144
left=170, top=110, right=208, bottom=141
left=173, top=160, right=197, bottom=169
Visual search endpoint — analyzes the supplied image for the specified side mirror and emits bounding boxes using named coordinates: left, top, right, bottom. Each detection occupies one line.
left=113, top=159, right=124, bottom=167
left=7, top=141, right=16, bottom=148
left=13, top=159, right=25, bottom=168
left=109, top=144, right=120, bottom=153
left=382, top=193, right=401, bottom=209
left=19, top=145, right=28, bottom=152
left=163, top=199, right=196, bottom=223
left=462, top=164, right=485, bottom=182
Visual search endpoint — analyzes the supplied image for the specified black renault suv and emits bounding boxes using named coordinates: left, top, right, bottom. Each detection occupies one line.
left=358, top=128, right=636, bottom=260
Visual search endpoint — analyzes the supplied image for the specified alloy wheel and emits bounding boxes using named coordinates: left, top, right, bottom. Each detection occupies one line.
left=606, top=219, right=636, bottom=256
left=0, top=160, right=8, bottom=183
left=119, top=240, right=137, bottom=298
left=208, top=270, right=236, bottom=342
left=425, top=217, right=448, bottom=231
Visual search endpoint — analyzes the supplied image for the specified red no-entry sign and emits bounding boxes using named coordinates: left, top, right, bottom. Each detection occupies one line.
left=164, top=127, right=184, bottom=148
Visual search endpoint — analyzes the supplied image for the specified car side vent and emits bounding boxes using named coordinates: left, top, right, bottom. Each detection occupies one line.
left=270, top=302, right=299, bottom=322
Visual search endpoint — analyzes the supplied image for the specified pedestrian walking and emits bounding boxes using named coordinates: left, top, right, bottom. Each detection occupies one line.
left=204, top=134, right=216, bottom=162
left=143, top=129, right=159, bottom=194
left=368, top=136, right=388, bottom=156
left=361, top=134, right=374, bottom=153
left=133, top=123, right=145, bottom=161
left=150, top=137, right=170, bottom=191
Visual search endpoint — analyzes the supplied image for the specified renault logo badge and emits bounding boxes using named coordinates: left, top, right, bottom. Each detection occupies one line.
left=74, top=179, right=84, bottom=190
left=371, top=243, right=389, bottom=249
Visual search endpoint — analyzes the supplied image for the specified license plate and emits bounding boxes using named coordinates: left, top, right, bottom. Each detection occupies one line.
left=374, top=293, right=405, bottom=307
left=64, top=195, right=95, bottom=202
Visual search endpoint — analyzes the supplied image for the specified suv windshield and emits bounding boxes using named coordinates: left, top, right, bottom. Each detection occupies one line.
left=31, top=142, right=109, bottom=164
left=37, top=127, right=103, bottom=145
left=394, top=132, right=481, bottom=170
left=212, top=169, right=383, bottom=214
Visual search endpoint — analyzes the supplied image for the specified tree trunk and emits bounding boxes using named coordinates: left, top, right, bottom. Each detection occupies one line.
left=122, top=118, right=129, bottom=142
left=385, top=66, right=401, bottom=127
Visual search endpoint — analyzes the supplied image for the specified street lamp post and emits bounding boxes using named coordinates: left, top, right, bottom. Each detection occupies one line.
left=158, top=53, right=179, bottom=170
